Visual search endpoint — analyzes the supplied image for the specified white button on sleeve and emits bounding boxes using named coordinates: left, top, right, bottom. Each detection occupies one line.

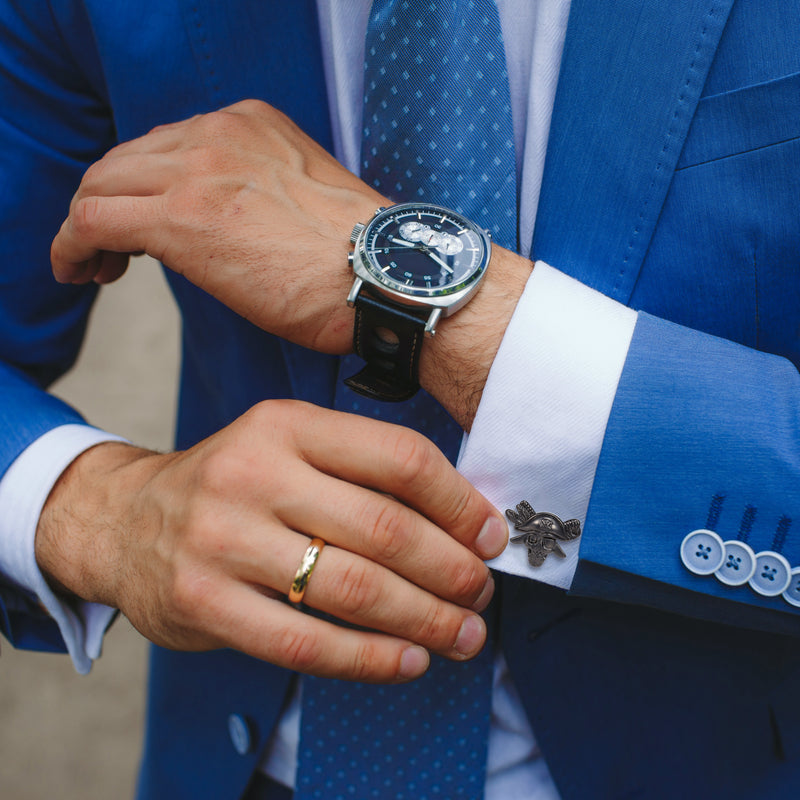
left=680, top=529, right=725, bottom=576
left=713, top=540, right=757, bottom=587
left=781, top=567, right=800, bottom=608
left=749, top=551, right=793, bottom=597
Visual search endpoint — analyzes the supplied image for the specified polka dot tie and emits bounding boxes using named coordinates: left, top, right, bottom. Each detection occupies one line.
left=305, top=2, right=517, bottom=797
left=297, top=651, right=496, bottom=800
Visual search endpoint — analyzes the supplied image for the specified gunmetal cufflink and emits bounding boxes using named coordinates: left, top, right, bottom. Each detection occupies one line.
left=506, top=500, right=582, bottom=567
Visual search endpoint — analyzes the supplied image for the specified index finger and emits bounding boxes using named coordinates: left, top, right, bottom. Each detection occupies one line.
left=291, top=403, right=508, bottom=560
left=51, top=195, right=165, bottom=283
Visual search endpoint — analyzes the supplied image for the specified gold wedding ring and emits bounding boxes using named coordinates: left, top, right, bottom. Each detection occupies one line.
left=288, top=537, right=326, bottom=604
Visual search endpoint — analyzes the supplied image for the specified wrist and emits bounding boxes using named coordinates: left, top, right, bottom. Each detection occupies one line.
left=344, top=203, right=531, bottom=412
left=35, top=441, right=159, bottom=606
left=419, top=246, right=533, bottom=430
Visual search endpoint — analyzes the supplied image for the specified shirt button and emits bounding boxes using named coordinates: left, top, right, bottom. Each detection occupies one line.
left=781, top=566, right=800, bottom=608
left=680, top=529, right=725, bottom=575
left=228, top=713, right=255, bottom=756
left=749, top=551, right=792, bottom=596
left=713, top=540, right=757, bottom=586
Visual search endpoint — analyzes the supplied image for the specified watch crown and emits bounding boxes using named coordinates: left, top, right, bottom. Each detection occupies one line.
left=350, top=223, right=366, bottom=244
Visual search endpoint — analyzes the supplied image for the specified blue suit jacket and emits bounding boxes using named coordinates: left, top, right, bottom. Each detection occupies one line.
left=0, top=1, right=798, bottom=797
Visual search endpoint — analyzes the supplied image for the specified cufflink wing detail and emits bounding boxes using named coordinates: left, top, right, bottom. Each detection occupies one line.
left=506, top=501, right=582, bottom=567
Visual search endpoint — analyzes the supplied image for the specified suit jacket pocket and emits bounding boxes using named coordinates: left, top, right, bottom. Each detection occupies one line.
left=677, top=71, right=800, bottom=169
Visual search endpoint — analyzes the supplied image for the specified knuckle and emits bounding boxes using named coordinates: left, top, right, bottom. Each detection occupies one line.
left=242, top=401, right=292, bottom=451
left=446, top=557, right=487, bottom=603
left=335, top=560, right=383, bottom=618
left=147, top=122, right=172, bottom=136
left=414, top=602, right=459, bottom=648
left=81, top=159, right=107, bottom=190
left=439, top=484, right=477, bottom=534
left=195, top=109, right=224, bottom=135
left=388, top=429, right=437, bottom=489
left=368, top=502, right=411, bottom=563
left=250, top=399, right=318, bottom=449
left=71, top=196, right=103, bottom=238
left=348, top=640, right=382, bottom=683
left=277, top=627, right=324, bottom=673
left=247, top=398, right=288, bottom=427
left=232, top=97, right=266, bottom=116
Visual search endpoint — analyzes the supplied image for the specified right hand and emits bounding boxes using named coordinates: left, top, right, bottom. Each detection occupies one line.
left=35, top=400, right=507, bottom=682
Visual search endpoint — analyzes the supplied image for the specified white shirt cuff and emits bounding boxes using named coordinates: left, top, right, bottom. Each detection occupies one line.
left=458, top=261, right=637, bottom=587
left=0, top=424, right=128, bottom=673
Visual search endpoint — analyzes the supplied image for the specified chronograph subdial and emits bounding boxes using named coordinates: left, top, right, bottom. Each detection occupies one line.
left=397, top=221, right=465, bottom=256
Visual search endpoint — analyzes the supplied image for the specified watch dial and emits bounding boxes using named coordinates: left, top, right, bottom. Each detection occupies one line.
left=362, top=205, right=488, bottom=297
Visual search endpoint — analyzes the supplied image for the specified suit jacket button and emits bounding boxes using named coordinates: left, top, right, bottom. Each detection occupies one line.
left=680, top=529, right=725, bottom=575
left=228, top=713, right=256, bottom=755
left=749, top=551, right=792, bottom=596
left=713, top=540, right=757, bottom=586
left=781, top=567, right=800, bottom=608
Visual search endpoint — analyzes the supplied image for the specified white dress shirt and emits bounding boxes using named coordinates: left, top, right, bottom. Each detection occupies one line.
left=0, top=0, right=637, bottom=797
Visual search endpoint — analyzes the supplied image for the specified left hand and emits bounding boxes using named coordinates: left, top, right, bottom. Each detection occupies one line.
left=52, top=99, right=534, bottom=428
left=51, top=99, right=385, bottom=354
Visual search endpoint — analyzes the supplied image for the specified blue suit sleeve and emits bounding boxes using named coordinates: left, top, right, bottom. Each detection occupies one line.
left=0, top=0, right=116, bottom=649
left=575, top=312, right=800, bottom=634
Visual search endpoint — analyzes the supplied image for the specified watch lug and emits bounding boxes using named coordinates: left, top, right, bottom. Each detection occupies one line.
left=424, top=307, right=442, bottom=337
left=347, top=276, right=363, bottom=308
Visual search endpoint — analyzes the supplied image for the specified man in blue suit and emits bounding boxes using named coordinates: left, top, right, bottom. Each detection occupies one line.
left=1, top=0, right=799, bottom=798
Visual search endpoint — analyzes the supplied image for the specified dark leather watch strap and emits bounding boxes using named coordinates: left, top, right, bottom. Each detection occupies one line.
left=344, top=289, right=428, bottom=402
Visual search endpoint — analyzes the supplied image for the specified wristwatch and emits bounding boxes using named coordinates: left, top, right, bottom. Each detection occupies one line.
left=345, top=202, right=491, bottom=401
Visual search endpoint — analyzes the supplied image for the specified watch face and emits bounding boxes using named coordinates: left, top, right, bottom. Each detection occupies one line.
left=358, top=203, right=490, bottom=300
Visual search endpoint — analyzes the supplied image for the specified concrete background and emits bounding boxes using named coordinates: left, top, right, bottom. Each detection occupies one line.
left=0, top=257, right=180, bottom=799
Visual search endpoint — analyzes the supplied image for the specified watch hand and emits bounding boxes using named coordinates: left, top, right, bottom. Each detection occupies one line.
left=368, top=245, right=425, bottom=253
left=386, top=236, right=417, bottom=248
left=382, top=234, right=453, bottom=273
left=424, top=249, right=454, bottom=274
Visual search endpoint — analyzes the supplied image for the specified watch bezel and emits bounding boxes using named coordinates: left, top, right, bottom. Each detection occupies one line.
left=351, top=202, right=491, bottom=315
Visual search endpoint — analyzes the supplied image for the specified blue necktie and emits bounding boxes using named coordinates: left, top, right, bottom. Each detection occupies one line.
left=300, top=2, right=517, bottom=798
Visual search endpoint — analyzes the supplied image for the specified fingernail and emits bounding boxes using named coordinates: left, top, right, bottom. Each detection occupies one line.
left=475, top=516, right=508, bottom=559
left=471, top=572, right=495, bottom=612
left=454, top=615, right=486, bottom=658
left=398, top=646, right=430, bottom=680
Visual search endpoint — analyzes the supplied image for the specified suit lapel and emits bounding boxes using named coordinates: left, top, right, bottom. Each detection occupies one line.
left=532, top=0, right=734, bottom=303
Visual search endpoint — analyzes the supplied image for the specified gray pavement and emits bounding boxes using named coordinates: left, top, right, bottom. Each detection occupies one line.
left=0, top=257, right=180, bottom=799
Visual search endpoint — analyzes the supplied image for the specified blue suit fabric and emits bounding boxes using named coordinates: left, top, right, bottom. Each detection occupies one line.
left=0, top=1, right=798, bottom=797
